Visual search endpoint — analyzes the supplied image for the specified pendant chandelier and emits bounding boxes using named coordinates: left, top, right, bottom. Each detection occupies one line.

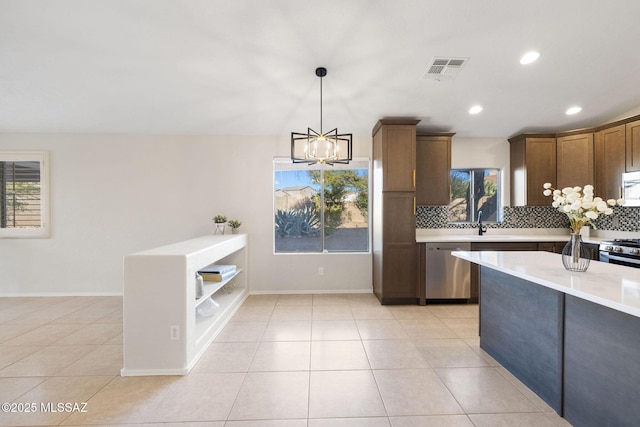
left=291, top=67, right=352, bottom=165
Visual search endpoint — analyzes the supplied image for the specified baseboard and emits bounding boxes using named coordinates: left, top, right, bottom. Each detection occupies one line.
left=249, top=288, right=373, bottom=295
left=0, top=292, right=123, bottom=297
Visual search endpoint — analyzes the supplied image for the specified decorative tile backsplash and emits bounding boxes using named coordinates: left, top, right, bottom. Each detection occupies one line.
left=417, top=205, right=640, bottom=232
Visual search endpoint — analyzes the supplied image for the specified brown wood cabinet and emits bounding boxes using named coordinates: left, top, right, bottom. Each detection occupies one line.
left=595, top=124, right=626, bottom=200
left=626, top=119, right=640, bottom=172
left=509, top=134, right=557, bottom=206
left=509, top=112, right=640, bottom=205
left=556, top=131, right=594, bottom=188
left=537, top=241, right=566, bottom=254
left=372, top=119, right=420, bottom=304
left=416, top=133, right=454, bottom=205
left=538, top=240, right=599, bottom=260
left=373, top=121, right=418, bottom=192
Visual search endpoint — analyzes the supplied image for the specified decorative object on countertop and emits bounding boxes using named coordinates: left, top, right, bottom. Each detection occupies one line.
left=212, top=215, right=227, bottom=235
left=228, top=219, right=242, bottom=234
left=543, top=183, right=624, bottom=271
left=561, top=233, right=592, bottom=272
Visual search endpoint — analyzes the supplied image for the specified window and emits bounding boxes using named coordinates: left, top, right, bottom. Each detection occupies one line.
left=274, top=158, right=369, bottom=253
left=0, top=151, right=49, bottom=238
left=449, top=168, right=500, bottom=222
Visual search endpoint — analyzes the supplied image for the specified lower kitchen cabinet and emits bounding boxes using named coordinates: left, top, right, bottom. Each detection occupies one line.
left=373, top=192, right=417, bottom=304
left=539, top=240, right=599, bottom=260
left=537, top=241, right=566, bottom=254
left=583, top=242, right=600, bottom=260
left=422, top=238, right=601, bottom=305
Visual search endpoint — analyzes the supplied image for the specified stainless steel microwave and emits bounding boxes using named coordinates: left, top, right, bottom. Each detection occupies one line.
left=622, top=171, right=640, bottom=206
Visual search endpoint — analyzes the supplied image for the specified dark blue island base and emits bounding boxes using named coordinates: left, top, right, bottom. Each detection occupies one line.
left=480, top=267, right=564, bottom=414
left=564, top=294, right=640, bottom=427
left=480, top=266, right=640, bottom=427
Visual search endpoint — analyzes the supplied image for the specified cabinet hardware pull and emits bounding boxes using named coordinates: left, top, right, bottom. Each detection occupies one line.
left=413, top=169, right=416, bottom=188
left=619, top=186, right=622, bottom=199
left=413, top=197, right=416, bottom=215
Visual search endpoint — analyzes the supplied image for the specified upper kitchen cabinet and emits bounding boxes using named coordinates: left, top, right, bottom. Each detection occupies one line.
left=509, top=134, right=557, bottom=206
left=416, top=133, right=454, bottom=205
left=372, top=119, right=420, bottom=192
left=556, top=131, right=594, bottom=188
left=595, top=124, right=626, bottom=200
left=627, top=119, right=640, bottom=172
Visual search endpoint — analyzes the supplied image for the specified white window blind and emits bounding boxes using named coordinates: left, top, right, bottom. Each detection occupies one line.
left=0, top=152, right=49, bottom=238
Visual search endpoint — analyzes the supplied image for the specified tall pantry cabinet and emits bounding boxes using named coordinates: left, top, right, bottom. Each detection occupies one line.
left=372, top=119, right=420, bottom=304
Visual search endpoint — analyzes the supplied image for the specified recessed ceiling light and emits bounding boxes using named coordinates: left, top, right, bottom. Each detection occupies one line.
left=520, top=51, right=540, bottom=65
left=469, top=105, right=483, bottom=114
left=566, top=106, right=582, bottom=115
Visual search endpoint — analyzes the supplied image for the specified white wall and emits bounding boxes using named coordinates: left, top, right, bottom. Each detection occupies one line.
left=0, top=133, right=373, bottom=296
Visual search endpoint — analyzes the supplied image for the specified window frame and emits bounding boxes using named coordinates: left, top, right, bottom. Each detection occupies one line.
left=448, top=168, right=501, bottom=223
left=0, top=151, right=50, bottom=238
left=273, top=157, right=371, bottom=255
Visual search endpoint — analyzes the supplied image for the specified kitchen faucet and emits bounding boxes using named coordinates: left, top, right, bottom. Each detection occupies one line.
left=478, top=210, right=488, bottom=236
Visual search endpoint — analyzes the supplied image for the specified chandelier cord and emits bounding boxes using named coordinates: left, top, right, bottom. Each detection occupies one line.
left=319, top=73, right=323, bottom=135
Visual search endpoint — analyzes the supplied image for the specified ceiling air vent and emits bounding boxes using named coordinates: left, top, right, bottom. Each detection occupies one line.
left=423, top=57, right=469, bottom=81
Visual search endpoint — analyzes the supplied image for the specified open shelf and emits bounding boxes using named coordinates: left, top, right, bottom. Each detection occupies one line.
left=194, top=284, right=246, bottom=348
left=123, top=234, right=249, bottom=376
left=195, top=268, right=243, bottom=308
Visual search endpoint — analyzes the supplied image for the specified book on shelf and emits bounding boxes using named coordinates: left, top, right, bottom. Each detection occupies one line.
left=198, top=264, right=237, bottom=282
left=198, top=264, right=236, bottom=274
left=199, top=270, right=236, bottom=282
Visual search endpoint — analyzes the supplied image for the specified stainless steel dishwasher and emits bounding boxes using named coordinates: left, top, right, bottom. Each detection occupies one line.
left=425, top=242, right=471, bottom=299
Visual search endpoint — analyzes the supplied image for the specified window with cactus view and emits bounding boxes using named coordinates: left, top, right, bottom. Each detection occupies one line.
left=274, top=159, right=369, bottom=253
left=448, top=168, right=501, bottom=223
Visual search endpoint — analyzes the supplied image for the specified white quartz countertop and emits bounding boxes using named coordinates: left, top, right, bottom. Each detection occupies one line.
left=417, top=234, right=581, bottom=243
left=417, top=235, right=605, bottom=244
left=416, top=228, right=607, bottom=244
left=452, top=250, right=640, bottom=318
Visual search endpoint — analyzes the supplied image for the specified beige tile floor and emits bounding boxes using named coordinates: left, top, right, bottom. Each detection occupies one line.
left=0, top=294, right=572, bottom=426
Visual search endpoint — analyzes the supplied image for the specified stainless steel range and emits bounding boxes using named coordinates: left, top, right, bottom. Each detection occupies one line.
left=599, top=239, right=640, bottom=268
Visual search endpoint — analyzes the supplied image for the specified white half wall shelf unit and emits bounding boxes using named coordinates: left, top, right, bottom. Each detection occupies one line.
left=122, top=234, right=249, bottom=376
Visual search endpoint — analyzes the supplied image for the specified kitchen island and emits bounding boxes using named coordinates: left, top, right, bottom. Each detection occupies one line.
left=453, top=250, right=640, bottom=427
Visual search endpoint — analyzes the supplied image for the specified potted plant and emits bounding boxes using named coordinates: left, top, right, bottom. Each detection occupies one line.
left=212, top=215, right=227, bottom=235
left=228, top=219, right=242, bottom=234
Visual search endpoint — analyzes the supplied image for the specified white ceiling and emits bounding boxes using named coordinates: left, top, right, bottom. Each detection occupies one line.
left=2, top=0, right=640, bottom=138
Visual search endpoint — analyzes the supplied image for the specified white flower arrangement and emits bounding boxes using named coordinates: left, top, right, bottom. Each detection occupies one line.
left=543, top=183, right=624, bottom=234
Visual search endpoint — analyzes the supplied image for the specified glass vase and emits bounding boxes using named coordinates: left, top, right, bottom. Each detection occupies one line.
left=562, top=233, right=590, bottom=272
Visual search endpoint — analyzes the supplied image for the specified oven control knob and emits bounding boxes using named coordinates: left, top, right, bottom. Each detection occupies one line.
left=614, top=247, right=624, bottom=253
left=631, top=248, right=640, bottom=255
left=605, top=245, right=613, bottom=251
